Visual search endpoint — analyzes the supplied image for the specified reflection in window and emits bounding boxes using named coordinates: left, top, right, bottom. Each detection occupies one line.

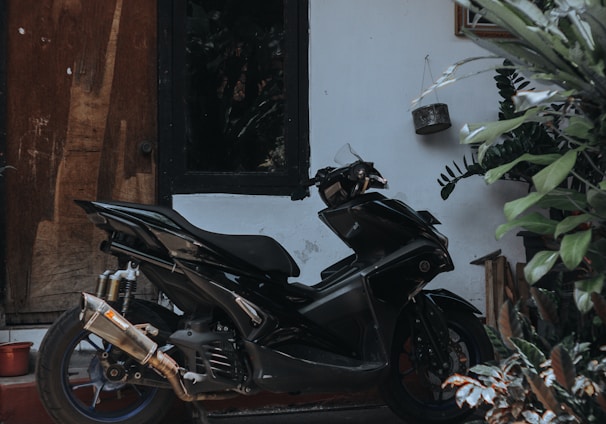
left=185, top=0, right=286, bottom=172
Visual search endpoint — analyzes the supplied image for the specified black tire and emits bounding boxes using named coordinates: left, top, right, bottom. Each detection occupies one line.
left=36, top=304, right=176, bottom=424
left=381, top=308, right=493, bottom=424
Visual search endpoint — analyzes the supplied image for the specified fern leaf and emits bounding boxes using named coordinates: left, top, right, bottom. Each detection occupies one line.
left=453, top=161, right=462, bottom=174
left=440, top=183, right=456, bottom=201
left=498, top=300, right=524, bottom=350
left=446, top=165, right=456, bottom=178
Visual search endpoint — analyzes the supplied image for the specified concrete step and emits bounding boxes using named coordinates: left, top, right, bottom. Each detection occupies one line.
left=0, top=326, right=381, bottom=423
left=0, top=371, right=379, bottom=424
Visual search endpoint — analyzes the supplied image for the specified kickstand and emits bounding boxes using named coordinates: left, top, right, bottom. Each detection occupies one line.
left=187, top=401, right=211, bottom=424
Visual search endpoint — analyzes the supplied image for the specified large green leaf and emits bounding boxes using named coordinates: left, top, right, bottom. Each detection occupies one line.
left=484, top=153, right=561, bottom=184
left=532, top=150, right=578, bottom=194
left=555, top=213, right=592, bottom=237
left=460, top=108, right=543, bottom=150
left=560, top=229, right=592, bottom=270
left=495, top=212, right=557, bottom=240
left=574, top=275, right=605, bottom=314
left=587, top=188, right=606, bottom=217
left=535, top=188, right=588, bottom=211
left=461, top=0, right=585, bottom=78
left=564, top=115, right=595, bottom=141
left=512, top=89, right=569, bottom=112
left=504, top=192, right=546, bottom=221
left=458, top=0, right=596, bottom=93
left=524, top=250, right=560, bottom=284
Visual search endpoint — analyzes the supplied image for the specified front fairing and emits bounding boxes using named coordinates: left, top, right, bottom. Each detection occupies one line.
left=318, top=192, right=451, bottom=262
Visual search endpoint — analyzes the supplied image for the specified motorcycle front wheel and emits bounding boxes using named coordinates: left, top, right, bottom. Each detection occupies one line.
left=36, top=305, right=175, bottom=424
left=381, top=308, right=493, bottom=424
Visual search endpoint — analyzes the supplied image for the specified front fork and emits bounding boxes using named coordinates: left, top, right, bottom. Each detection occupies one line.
left=410, top=294, right=453, bottom=379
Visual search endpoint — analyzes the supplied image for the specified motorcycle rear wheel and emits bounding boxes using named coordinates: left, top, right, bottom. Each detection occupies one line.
left=381, top=308, right=493, bottom=423
left=36, top=304, right=176, bottom=424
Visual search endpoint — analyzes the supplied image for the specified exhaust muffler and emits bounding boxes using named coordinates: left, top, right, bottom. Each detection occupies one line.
left=80, top=293, right=159, bottom=364
left=80, top=293, right=229, bottom=401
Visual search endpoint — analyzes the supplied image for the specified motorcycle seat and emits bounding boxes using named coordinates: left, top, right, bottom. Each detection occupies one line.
left=101, top=201, right=301, bottom=278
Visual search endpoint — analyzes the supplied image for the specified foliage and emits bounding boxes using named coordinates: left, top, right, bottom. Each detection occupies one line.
left=434, top=0, right=606, bottom=421
left=444, top=285, right=606, bottom=423
left=437, top=61, right=561, bottom=200
left=439, top=0, right=606, bottom=315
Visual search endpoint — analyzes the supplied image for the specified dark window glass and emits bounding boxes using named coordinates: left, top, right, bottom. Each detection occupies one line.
left=186, top=0, right=286, bottom=172
left=158, top=0, right=309, bottom=203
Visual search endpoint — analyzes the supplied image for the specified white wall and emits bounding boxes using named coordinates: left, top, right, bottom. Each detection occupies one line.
left=173, top=0, right=529, bottom=313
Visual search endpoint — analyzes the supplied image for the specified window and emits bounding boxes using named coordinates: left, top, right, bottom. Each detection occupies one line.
left=158, top=0, right=309, bottom=205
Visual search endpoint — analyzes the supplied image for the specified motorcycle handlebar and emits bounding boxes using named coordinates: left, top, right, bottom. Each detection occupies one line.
left=290, top=162, right=386, bottom=202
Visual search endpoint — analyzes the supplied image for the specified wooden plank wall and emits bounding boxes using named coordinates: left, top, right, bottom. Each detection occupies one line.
left=4, top=0, right=158, bottom=323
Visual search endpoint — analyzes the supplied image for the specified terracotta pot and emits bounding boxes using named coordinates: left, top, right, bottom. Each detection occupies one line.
left=0, top=342, right=33, bottom=377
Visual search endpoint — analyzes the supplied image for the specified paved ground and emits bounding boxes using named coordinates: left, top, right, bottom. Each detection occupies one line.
left=209, top=405, right=405, bottom=423
left=197, top=404, right=485, bottom=424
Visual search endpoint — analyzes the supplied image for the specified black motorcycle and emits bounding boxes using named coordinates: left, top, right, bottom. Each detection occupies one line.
left=36, top=146, right=492, bottom=424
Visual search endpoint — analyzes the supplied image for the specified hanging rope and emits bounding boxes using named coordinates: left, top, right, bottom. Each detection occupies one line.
left=419, top=54, right=440, bottom=105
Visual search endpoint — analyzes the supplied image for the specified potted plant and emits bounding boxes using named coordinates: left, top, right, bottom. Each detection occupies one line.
left=430, top=0, right=606, bottom=421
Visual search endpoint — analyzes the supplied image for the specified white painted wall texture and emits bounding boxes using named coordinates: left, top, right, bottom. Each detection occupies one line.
left=173, top=0, right=530, bottom=313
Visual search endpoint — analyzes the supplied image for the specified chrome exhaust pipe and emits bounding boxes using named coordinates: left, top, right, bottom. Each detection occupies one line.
left=80, top=293, right=228, bottom=402
left=80, top=293, right=159, bottom=364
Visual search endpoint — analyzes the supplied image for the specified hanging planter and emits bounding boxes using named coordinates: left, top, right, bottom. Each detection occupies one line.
left=412, top=103, right=452, bottom=134
left=412, top=55, right=452, bottom=135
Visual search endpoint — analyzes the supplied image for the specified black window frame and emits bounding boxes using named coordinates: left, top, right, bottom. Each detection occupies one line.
left=157, top=0, right=309, bottom=206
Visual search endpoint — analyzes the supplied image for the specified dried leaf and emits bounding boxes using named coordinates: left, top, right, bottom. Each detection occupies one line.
left=596, top=392, right=606, bottom=414
left=550, top=345, right=575, bottom=392
left=498, top=300, right=524, bottom=350
left=442, top=373, right=479, bottom=388
left=523, top=370, right=562, bottom=414
left=530, top=287, right=559, bottom=324
left=591, top=291, right=606, bottom=324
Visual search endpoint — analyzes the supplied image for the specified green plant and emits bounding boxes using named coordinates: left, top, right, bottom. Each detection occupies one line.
left=444, top=287, right=606, bottom=423
left=430, top=0, right=606, bottom=420
left=438, top=61, right=561, bottom=200
left=446, top=0, right=606, bottom=304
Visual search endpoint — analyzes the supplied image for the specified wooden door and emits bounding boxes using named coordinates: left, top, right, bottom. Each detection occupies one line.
left=4, top=0, right=158, bottom=324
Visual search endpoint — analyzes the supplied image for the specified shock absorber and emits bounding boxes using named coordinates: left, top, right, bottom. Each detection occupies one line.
left=102, top=261, right=140, bottom=315
left=95, top=270, right=112, bottom=298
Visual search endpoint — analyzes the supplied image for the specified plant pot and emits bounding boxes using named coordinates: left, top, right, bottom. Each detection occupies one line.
left=412, top=103, right=452, bottom=135
left=0, top=341, right=33, bottom=377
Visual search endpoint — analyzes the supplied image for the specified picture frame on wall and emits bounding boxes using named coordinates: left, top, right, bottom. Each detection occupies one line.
left=454, top=4, right=511, bottom=38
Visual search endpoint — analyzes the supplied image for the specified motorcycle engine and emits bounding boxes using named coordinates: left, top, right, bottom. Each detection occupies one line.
left=168, top=320, right=247, bottom=394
